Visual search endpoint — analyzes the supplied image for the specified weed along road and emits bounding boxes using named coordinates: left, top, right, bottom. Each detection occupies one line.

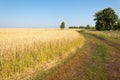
left=35, top=31, right=120, bottom=80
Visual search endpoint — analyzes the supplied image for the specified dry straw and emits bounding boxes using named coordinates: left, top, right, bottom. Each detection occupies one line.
left=0, top=28, right=84, bottom=79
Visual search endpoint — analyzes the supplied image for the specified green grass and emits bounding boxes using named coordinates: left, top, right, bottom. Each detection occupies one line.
left=81, top=42, right=108, bottom=80
left=87, top=31, right=120, bottom=44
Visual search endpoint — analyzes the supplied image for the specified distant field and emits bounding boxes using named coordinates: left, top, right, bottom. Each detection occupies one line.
left=0, top=28, right=84, bottom=80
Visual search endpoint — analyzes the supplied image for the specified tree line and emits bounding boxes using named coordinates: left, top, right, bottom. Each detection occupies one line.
left=60, top=8, right=120, bottom=31
left=69, top=25, right=92, bottom=29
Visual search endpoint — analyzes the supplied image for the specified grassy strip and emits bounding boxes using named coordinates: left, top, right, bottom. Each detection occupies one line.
left=87, top=31, right=120, bottom=44
left=81, top=42, right=108, bottom=80
left=95, top=33, right=120, bottom=44
left=86, top=32, right=120, bottom=51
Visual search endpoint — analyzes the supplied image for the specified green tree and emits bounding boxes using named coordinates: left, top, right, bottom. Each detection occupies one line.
left=94, top=8, right=118, bottom=31
left=60, top=22, right=65, bottom=29
left=85, top=24, right=90, bottom=29
left=117, top=19, right=120, bottom=29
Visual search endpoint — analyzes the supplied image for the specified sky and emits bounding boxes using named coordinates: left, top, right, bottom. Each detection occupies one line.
left=0, top=0, right=120, bottom=28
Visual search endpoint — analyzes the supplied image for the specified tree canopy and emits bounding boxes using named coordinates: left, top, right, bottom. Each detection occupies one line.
left=117, top=19, right=120, bottom=29
left=94, top=8, right=118, bottom=31
left=60, top=22, right=65, bottom=29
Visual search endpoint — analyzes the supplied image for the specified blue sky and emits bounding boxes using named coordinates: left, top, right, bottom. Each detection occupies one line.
left=0, top=0, right=120, bottom=28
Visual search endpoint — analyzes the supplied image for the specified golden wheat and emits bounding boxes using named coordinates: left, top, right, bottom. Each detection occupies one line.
left=0, top=28, right=84, bottom=80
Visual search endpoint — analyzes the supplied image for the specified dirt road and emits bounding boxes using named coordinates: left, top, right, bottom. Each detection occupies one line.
left=34, top=32, right=120, bottom=80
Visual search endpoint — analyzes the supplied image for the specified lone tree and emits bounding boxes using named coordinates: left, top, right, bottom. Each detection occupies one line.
left=85, top=24, right=90, bottom=29
left=94, top=8, right=118, bottom=31
left=60, top=22, right=65, bottom=29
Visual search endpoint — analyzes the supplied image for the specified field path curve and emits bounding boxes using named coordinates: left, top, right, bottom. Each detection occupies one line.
left=34, top=31, right=120, bottom=80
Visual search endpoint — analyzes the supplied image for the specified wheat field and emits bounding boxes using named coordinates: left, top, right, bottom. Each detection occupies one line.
left=0, top=28, right=84, bottom=80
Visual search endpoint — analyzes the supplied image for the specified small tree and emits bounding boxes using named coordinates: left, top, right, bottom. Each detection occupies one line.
left=60, top=22, right=65, bottom=29
left=85, top=24, right=90, bottom=29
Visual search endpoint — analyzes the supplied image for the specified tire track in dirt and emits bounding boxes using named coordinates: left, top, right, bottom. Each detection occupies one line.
left=90, top=34, right=120, bottom=50
left=34, top=32, right=120, bottom=80
left=40, top=32, right=100, bottom=80
left=90, top=33, right=120, bottom=80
